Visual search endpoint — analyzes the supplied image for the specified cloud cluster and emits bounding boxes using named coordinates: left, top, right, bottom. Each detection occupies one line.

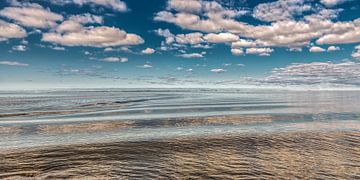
left=262, top=61, right=360, bottom=86
left=253, top=0, right=312, bottom=22
left=42, top=14, right=144, bottom=47
left=0, top=20, right=26, bottom=41
left=0, top=3, right=63, bottom=28
left=155, top=0, right=360, bottom=57
left=0, top=2, right=143, bottom=48
left=246, top=47, right=274, bottom=56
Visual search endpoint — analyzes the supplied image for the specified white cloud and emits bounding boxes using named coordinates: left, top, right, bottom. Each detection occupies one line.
left=167, top=0, right=202, bottom=13
left=154, top=28, right=175, bottom=44
left=155, top=0, right=360, bottom=51
left=138, top=64, right=153, bottom=68
left=102, top=57, right=128, bottom=62
left=12, top=45, right=26, bottom=51
left=316, top=23, right=360, bottom=45
left=352, top=45, right=360, bottom=59
left=203, top=33, right=239, bottom=43
left=262, top=61, right=360, bottom=86
left=154, top=11, right=221, bottom=33
left=42, top=26, right=144, bottom=47
left=320, top=0, right=347, bottom=7
left=309, top=46, right=326, bottom=52
left=327, top=46, right=340, bottom=51
left=231, top=48, right=244, bottom=56
left=231, top=39, right=257, bottom=48
left=178, top=52, right=204, bottom=58
left=0, top=61, right=28, bottom=66
left=69, top=13, right=103, bottom=24
left=246, top=47, right=274, bottom=56
left=210, top=68, right=226, bottom=73
left=0, top=4, right=63, bottom=28
left=51, top=0, right=127, bottom=12
left=253, top=0, right=312, bottom=22
left=50, top=46, right=66, bottom=51
left=142, top=48, right=155, bottom=54
left=175, top=32, right=204, bottom=45
left=0, top=20, right=26, bottom=40
left=56, top=14, right=103, bottom=33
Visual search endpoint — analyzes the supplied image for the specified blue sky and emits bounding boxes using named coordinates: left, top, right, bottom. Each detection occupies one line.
left=0, top=0, right=359, bottom=89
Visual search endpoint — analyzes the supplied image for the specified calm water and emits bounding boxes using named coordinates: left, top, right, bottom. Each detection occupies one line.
left=0, top=89, right=359, bottom=179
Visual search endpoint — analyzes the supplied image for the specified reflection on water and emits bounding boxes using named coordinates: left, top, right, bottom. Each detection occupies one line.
left=0, top=89, right=359, bottom=178
left=1, top=131, right=359, bottom=179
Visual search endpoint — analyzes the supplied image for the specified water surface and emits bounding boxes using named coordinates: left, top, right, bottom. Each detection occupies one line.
left=0, top=89, right=359, bottom=178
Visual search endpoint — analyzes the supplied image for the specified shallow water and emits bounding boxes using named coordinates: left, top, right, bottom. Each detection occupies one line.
left=0, top=89, right=359, bottom=178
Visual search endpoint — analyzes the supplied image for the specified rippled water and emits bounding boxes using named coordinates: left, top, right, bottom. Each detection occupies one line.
left=0, top=89, right=359, bottom=179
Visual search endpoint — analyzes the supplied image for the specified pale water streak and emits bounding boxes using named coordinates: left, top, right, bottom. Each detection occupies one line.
left=0, top=89, right=359, bottom=179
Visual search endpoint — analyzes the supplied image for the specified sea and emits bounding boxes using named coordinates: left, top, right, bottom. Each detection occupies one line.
left=0, top=89, right=359, bottom=179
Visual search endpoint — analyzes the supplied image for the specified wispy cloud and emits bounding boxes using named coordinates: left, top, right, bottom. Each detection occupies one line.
left=210, top=69, right=227, bottom=73
left=138, top=64, right=153, bottom=68
left=178, top=52, right=205, bottom=58
left=260, top=61, right=360, bottom=86
left=101, top=57, right=128, bottom=62
left=0, top=61, right=28, bottom=66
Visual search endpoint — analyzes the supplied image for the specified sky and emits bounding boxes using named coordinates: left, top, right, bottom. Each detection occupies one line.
left=0, top=0, right=360, bottom=89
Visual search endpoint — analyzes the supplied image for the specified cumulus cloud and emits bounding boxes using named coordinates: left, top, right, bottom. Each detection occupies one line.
left=316, top=22, right=360, bottom=44
left=203, top=33, right=239, bottom=43
left=42, top=24, right=144, bottom=47
left=327, top=46, right=340, bottom=51
left=262, top=61, right=360, bottom=86
left=231, top=39, right=257, bottom=48
left=154, top=28, right=175, bottom=44
left=176, top=32, right=204, bottom=44
left=0, top=61, right=28, bottom=66
left=246, top=48, right=274, bottom=56
left=0, top=20, right=26, bottom=40
left=320, top=0, right=347, bottom=7
left=167, top=0, right=202, bottom=13
left=102, top=57, right=128, bottom=62
left=309, top=46, right=326, bottom=52
left=155, top=0, right=360, bottom=52
left=51, top=0, right=128, bottom=12
left=0, top=3, right=63, bottom=28
left=210, top=68, right=226, bottom=73
left=231, top=48, right=244, bottom=56
left=253, top=0, right=312, bottom=22
left=142, top=48, right=155, bottom=54
left=154, top=11, right=220, bottom=33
